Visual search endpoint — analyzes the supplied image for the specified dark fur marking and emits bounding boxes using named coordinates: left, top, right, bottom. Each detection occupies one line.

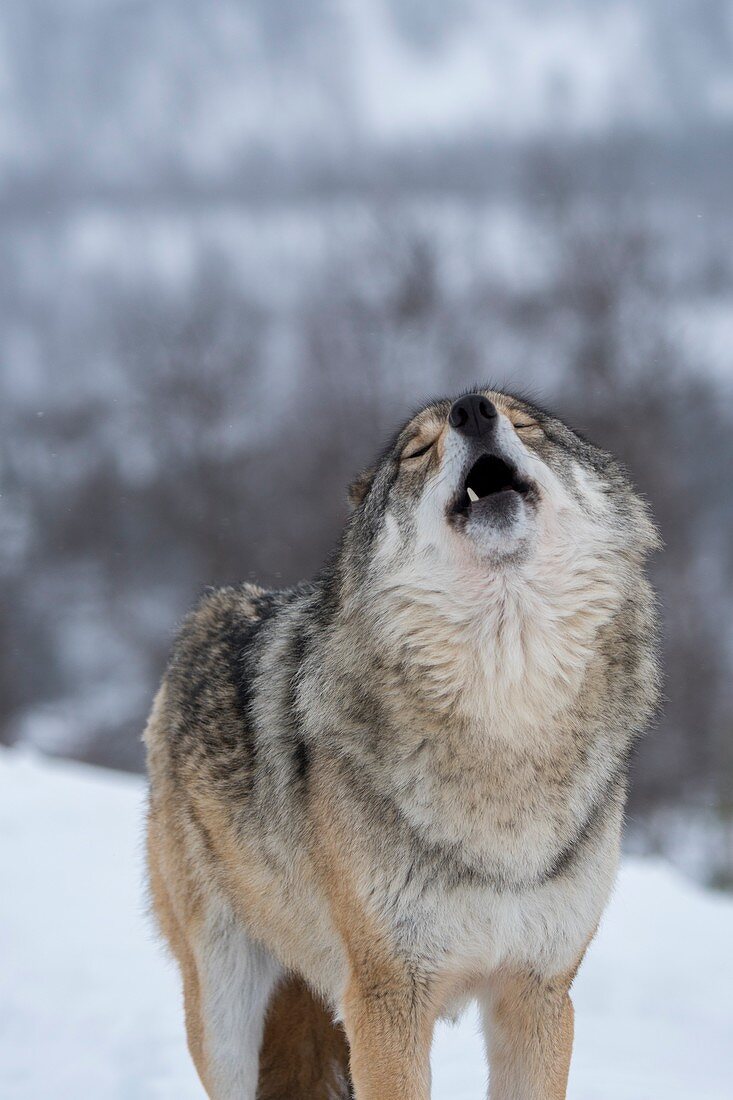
left=293, top=739, right=310, bottom=783
left=339, top=752, right=626, bottom=894
left=546, top=755, right=632, bottom=880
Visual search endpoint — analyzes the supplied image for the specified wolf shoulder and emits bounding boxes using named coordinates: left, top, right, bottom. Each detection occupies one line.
left=146, top=581, right=309, bottom=762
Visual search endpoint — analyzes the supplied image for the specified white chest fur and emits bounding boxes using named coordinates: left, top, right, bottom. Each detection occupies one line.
left=384, top=804, right=621, bottom=1019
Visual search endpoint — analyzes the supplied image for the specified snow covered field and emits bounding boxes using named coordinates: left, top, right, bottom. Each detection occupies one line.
left=2, top=749, right=731, bottom=1100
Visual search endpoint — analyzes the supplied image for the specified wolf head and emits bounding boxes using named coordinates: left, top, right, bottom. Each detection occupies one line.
left=341, top=389, right=659, bottom=725
left=349, top=389, right=657, bottom=567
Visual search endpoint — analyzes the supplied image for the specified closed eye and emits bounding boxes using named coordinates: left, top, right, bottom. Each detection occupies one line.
left=514, top=422, right=539, bottom=430
left=402, top=439, right=435, bottom=461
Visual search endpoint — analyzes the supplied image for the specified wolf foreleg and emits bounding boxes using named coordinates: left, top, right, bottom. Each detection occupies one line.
left=482, top=965, right=579, bottom=1100
left=342, top=968, right=434, bottom=1100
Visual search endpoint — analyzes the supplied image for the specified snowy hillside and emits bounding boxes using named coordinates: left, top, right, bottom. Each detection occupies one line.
left=3, top=0, right=733, bottom=186
left=1, top=750, right=731, bottom=1099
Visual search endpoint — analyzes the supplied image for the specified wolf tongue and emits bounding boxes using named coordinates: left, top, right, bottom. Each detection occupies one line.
left=467, top=487, right=479, bottom=503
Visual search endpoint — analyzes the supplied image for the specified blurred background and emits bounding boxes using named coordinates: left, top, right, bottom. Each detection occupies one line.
left=1, top=0, right=732, bottom=888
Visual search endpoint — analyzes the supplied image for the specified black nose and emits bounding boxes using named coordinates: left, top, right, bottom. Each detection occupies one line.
left=448, top=394, right=497, bottom=438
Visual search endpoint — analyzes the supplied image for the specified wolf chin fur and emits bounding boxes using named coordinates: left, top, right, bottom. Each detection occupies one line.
left=145, top=388, right=660, bottom=1100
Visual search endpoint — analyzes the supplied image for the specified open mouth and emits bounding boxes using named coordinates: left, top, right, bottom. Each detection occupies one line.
left=452, top=454, right=530, bottom=515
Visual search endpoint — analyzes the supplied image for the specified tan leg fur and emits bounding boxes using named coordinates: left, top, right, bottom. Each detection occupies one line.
left=147, top=830, right=212, bottom=1095
left=342, top=964, right=433, bottom=1100
left=484, top=958, right=584, bottom=1100
left=258, top=976, right=352, bottom=1100
left=315, top=792, right=434, bottom=1100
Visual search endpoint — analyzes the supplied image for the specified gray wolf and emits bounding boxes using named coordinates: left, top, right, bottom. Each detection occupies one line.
left=145, top=389, right=660, bottom=1099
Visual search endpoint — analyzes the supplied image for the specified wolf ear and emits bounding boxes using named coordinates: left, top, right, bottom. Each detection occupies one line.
left=348, top=466, right=376, bottom=507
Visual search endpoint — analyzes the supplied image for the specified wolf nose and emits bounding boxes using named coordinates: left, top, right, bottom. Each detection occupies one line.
left=448, top=394, right=498, bottom=438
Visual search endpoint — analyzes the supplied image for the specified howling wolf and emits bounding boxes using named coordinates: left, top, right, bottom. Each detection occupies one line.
left=145, top=389, right=660, bottom=1099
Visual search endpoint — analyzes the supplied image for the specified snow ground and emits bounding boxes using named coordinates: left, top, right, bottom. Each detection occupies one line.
left=1, top=749, right=731, bottom=1099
